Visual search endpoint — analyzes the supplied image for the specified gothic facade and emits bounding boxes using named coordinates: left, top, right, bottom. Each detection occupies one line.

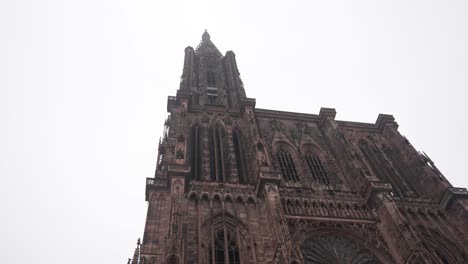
left=128, top=31, right=468, bottom=264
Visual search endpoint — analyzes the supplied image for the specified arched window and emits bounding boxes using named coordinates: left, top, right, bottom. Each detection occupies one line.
left=190, top=126, right=202, bottom=181
left=305, top=154, right=329, bottom=185
left=207, top=86, right=218, bottom=105
left=209, top=126, right=229, bottom=182
left=359, top=140, right=416, bottom=197
left=203, top=213, right=252, bottom=264
left=276, top=147, right=299, bottom=182
left=207, top=71, right=216, bottom=86
left=210, top=229, right=240, bottom=264
left=233, top=129, right=247, bottom=184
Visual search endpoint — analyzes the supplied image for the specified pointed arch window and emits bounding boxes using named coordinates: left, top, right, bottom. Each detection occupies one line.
left=207, top=87, right=218, bottom=105
left=210, top=229, right=240, bottom=264
left=190, top=126, right=202, bottom=181
left=233, top=129, right=247, bottom=184
left=359, top=140, right=416, bottom=197
left=276, top=148, right=299, bottom=182
left=305, top=154, right=329, bottom=185
left=209, top=126, right=229, bottom=182
left=207, top=71, right=216, bottom=86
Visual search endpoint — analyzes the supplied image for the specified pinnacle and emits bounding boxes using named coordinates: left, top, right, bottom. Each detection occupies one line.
left=196, top=29, right=222, bottom=57
left=202, top=29, right=210, bottom=41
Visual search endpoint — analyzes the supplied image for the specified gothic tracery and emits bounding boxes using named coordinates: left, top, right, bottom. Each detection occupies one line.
left=129, top=31, right=468, bottom=264
left=301, top=234, right=380, bottom=264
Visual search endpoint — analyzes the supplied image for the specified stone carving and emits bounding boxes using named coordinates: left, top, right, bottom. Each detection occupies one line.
left=223, top=115, right=233, bottom=127
left=289, top=128, right=301, bottom=145
left=131, top=32, right=468, bottom=264
left=301, top=234, right=380, bottom=264
left=176, top=149, right=184, bottom=159
left=201, top=113, right=209, bottom=125
left=270, top=119, right=285, bottom=132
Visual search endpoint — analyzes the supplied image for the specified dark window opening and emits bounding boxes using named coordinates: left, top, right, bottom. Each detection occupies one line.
left=233, top=130, right=247, bottom=184
left=207, top=71, right=216, bottom=86
left=209, top=128, right=216, bottom=181
left=214, top=230, right=225, bottom=264
left=207, top=95, right=218, bottom=105
left=190, top=126, right=201, bottom=181
left=207, top=87, right=218, bottom=105
left=277, top=149, right=299, bottom=182
left=210, top=229, right=240, bottom=264
left=359, top=141, right=415, bottom=197
left=209, top=127, right=228, bottom=182
left=216, top=128, right=224, bottom=182
left=305, top=154, right=329, bottom=185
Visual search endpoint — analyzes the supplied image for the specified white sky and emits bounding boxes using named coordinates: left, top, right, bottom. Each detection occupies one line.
left=1, top=0, right=467, bottom=263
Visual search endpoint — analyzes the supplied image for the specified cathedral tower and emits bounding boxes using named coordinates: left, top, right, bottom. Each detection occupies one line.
left=129, top=32, right=468, bottom=264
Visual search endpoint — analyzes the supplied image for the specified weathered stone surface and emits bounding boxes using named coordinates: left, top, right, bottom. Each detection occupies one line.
left=129, top=32, right=468, bottom=264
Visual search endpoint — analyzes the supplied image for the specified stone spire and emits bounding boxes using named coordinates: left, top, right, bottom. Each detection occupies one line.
left=195, top=30, right=222, bottom=57
left=128, top=238, right=140, bottom=264
left=202, top=29, right=210, bottom=41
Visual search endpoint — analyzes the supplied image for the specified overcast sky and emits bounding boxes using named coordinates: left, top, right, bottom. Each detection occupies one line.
left=1, top=0, right=467, bottom=263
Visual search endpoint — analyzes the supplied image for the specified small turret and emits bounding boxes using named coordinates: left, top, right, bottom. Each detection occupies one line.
left=202, top=29, right=210, bottom=41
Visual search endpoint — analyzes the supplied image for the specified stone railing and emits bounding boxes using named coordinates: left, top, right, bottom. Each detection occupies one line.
left=167, top=96, right=177, bottom=111
left=188, top=181, right=256, bottom=200
left=146, top=177, right=167, bottom=188
left=280, top=196, right=376, bottom=220
left=278, top=186, right=360, bottom=202
left=167, top=164, right=190, bottom=174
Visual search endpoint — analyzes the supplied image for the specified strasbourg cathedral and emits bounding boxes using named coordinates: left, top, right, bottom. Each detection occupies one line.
left=128, top=31, right=468, bottom=264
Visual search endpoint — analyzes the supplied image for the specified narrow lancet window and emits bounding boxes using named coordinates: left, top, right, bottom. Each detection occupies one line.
left=207, top=71, right=216, bottom=86
left=305, top=154, right=329, bottom=185
left=209, top=128, right=216, bottom=181
left=209, top=126, right=228, bottom=182
left=233, top=130, right=247, bottom=184
left=190, top=126, right=201, bottom=181
left=207, top=87, right=218, bottom=105
left=214, top=229, right=225, bottom=264
left=277, top=148, right=299, bottom=182
left=359, top=141, right=417, bottom=197
left=210, top=229, right=240, bottom=264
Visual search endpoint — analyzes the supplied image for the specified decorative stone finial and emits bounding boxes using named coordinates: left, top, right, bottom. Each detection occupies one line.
left=202, top=29, right=210, bottom=41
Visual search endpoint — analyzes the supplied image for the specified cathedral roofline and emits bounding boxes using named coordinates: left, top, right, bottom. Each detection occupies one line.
left=131, top=33, right=468, bottom=264
left=255, top=108, right=397, bottom=131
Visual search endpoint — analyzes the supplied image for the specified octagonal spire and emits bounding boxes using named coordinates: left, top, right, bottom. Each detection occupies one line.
left=196, top=30, right=222, bottom=57
left=202, top=29, right=210, bottom=41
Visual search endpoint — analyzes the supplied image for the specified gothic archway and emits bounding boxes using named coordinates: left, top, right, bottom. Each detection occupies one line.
left=301, top=234, right=380, bottom=264
left=208, top=122, right=230, bottom=183
left=201, top=213, right=253, bottom=264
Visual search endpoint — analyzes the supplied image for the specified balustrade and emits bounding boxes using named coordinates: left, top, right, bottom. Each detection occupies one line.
left=281, top=197, right=375, bottom=220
